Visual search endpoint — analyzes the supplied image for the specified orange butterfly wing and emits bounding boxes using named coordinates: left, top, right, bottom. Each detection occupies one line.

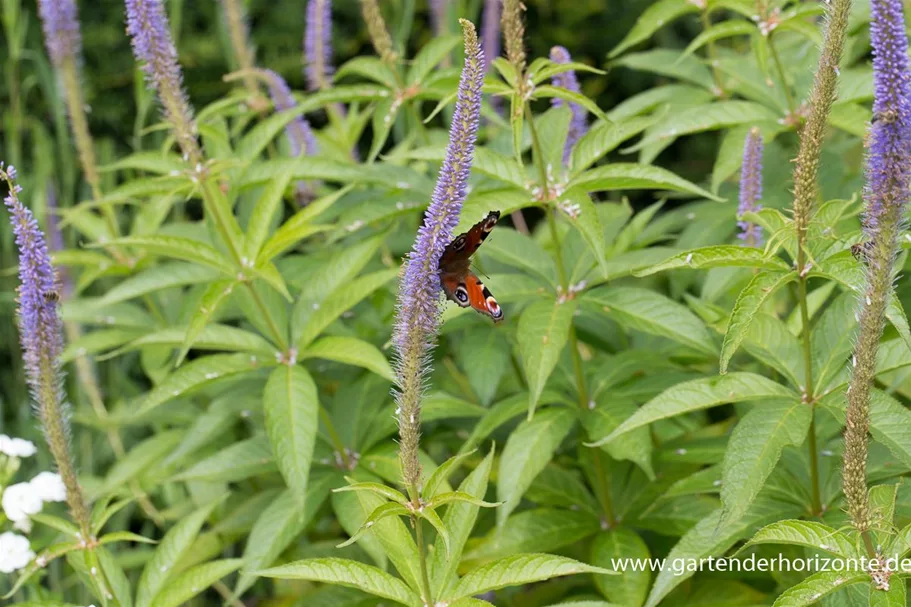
left=439, top=211, right=503, bottom=322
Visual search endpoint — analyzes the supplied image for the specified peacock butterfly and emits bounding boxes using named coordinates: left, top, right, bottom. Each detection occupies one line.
left=439, top=210, right=503, bottom=322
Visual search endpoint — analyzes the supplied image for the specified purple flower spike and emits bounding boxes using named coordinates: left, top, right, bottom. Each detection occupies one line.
left=2, top=165, right=63, bottom=383
left=737, top=127, right=764, bottom=246
left=394, top=20, right=484, bottom=492
left=862, top=0, right=911, bottom=240
left=481, top=0, right=501, bottom=74
left=259, top=69, right=319, bottom=204
left=304, top=0, right=335, bottom=91
left=37, top=0, right=82, bottom=67
left=430, top=0, right=449, bottom=35
left=125, top=0, right=201, bottom=164
left=549, top=46, right=588, bottom=164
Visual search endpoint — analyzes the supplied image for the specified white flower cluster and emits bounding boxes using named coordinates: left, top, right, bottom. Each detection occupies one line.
left=0, top=434, right=36, bottom=458
left=3, top=471, right=68, bottom=530
left=0, top=531, right=34, bottom=573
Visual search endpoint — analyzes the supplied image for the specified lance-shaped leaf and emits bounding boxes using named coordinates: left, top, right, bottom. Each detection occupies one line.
left=96, top=236, right=235, bottom=274
left=718, top=400, right=812, bottom=528
left=569, top=163, right=722, bottom=201
left=264, top=365, right=319, bottom=507
left=770, top=571, right=867, bottom=607
left=591, top=373, right=795, bottom=446
left=423, top=450, right=477, bottom=499
left=257, top=558, right=422, bottom=607
left=302, top=336, right=394, bottom=381
left=634, top=246, right=790, bottom=276
left=609, top=0, right=699, bottom=57
left=338, top=502, right=412, bottom=548
left=149, top=558, right=243, bottom=607
left=498, top=408, right=576, bottom=523
left=447, top=554, right=614, bottom=602
left=517, top=299, right=577, bottom=416
left=175, top=279, right=238, bottom=366
left=739, top=520, right=858, bottom=559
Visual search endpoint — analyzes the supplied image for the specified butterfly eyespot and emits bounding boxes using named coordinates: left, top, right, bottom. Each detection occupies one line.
left=451, top=236, right=467, bottom=251
left=454, top=285, right=470, bottom=304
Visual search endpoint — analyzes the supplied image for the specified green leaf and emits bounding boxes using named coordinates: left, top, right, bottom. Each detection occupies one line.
left=98, top=531, right=158, bottom=546
left=430, top=449, right=496, bottom=595
left=97, top=546, right=133, bottom=607
left=870, top=582, right=906, bottom=607
left=609, top=0, right=700, bottom=57
left=634, top=245, right=790, bottom=276
left=98, top=262, right=219, bottom=305
left=294, top=268, right=398, bottom=349
left=628, top=101, right=780, bottom=151
left=498, top=408, right=577, bottom=523
left=812, top=291, right=860, bottom=392
left=98, top=236, right=235, bottom=274
left=869, top=390, right=911, bottom=470
left=570, top=164, right=723, bottom=201
left=719, top=400, right=811, bottom=528
left=136, top=498, right=223, bottom=607
left=175, top=279, right=238, bottom=365
left=149, top=558, right=243, bottom=607
left=138, top=353, right=262, bottom=416
left=244, top=167, right=295, bottom=260
left=534, top=85, right=611, bottom=125
left=264, top=365, right=319, bottom=507
left=338, top=502, right=412, bottom=547
left=423, top=450, right=477, bottom=500
left=591, top=528, right=651, bottom=607
left=562, top=188, right=607, bottom=276
left=407, top=34, right=461, bottom=84
left=740, top=520, right=858, bottom=558
left=447, top=554, right=614, bottom=601
left=720, top=271, right=798, bottom=374
left=571, top=116, right=657, bottom=175
left=302, top=336, right=394, bottom=381
left=581, top=394, right=654, bottom=479
left=257, top=187, right=349, bottom=263
left=465, top=509, right=600, bottom=563
left=591, top=373, right=795, bottom=446
left=679, top=20, right=756, bottom=61
left=98, top=431, right=184, bottom=495
left=517, top=300, right=577, bottom=416
left=741, top=313, right=804, bottom=389
left=335, top=482, right=409, bottom=505
left=483, top=228, right=558, bottom=286
left=258, top=558, right=422, bottom=607
left=770, top=571, right=867, bottom=606
left=174, top=435, right=275, bottom=483
left=586, top=287, right=716, bottom=356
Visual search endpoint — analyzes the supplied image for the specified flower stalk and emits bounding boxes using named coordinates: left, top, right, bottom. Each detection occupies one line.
left=788, top=0, right=852, bottom=516
left=219, top=0, right=266, bottom=109
left=359, top=0, right=396, bottom=65
left=481, top=0, right=501, bottom=74
left=125, top=0, right=203, bottom=165
left=737, top=127, right=764, bottom=246
left=392, top=22, right=483, bottom=604
left=2, top=164, right=91, bottom=541
left=549, top=46, right=588, bottom=165
left=305, top=0, right=335, bottom=91
left=843, top=0, right=911, bottom=549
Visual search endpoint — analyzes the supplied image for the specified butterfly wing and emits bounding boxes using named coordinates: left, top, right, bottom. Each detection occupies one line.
left=439, top=210, right=500, bottom=274
left=441, top=272, right=503, bottom=322
left=439, top=210, right=502, bottom=322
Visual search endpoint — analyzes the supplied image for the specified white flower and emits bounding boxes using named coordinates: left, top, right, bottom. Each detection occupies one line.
left=0, top=531, right=35, bottom=573
left=2, top=482, right=42, bottom=522
left=12, top=518, right=32, bottom=534
left=30, top=472, right=66, bottom=502
left=0, top=435, right=36, bottom=458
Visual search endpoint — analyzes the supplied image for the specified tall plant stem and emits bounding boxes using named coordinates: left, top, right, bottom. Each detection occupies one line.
left=797, top=247, right=821, bottom=515
left=527, top=106, right=614, bottom=524
left=414, top=516, right=434, bottom=605
left=768, top=35, right=797, bottom=115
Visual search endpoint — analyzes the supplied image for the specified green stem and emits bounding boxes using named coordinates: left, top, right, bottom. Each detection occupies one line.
left=797, top=248, right=821, bottom=515
left=768, top=34, right=797, bottom=115
left=244, top=283, right=287, bottom=351
left=531, top=105, right=615, bottom=523
left=700, top=10, right=725, bottom=96
left=414, top=516, right=434, bottom=605
left=319, top=406, right=351, bottom=469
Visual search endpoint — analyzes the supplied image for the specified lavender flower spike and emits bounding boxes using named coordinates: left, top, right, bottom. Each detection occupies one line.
left=737, top=127, right=764, bottom=246
left=481, top=0, right=501, bottom=74
left=37, top=0, right=82, bottom=67
left=304, top=0, right=335, bottom=91
left=125, top=0, right=202, bottom=165
left=1, top=164, right=91, bottom=539
left=394, top=20, right=484, bottom=497
left=549, top=46, right=588, bottom=165
left=258, top=69, right=320, bottom=204
left=430, top=0, right=449, bottom=35
left=843, top=0, right=911, bottom=537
